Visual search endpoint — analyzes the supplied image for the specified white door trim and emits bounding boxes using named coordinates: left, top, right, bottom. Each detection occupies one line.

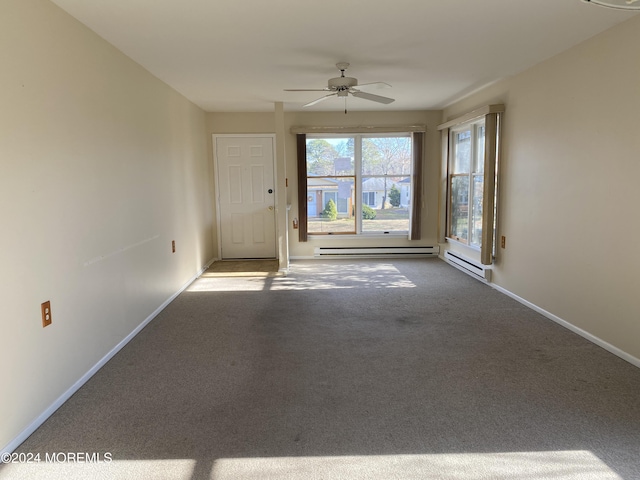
left=213, top=134, right=278, bottom=260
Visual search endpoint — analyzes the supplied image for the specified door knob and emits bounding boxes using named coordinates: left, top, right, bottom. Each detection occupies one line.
left=268, top=206, right=274, bottom=211
left=268, top=189, right=273, bottom=194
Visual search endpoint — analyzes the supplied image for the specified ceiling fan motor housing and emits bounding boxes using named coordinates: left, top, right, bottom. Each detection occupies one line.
left=328, top=76, right=358, bottom=90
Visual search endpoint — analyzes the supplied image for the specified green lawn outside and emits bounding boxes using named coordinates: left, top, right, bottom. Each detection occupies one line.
left=308, top=207, right=410, bottom=233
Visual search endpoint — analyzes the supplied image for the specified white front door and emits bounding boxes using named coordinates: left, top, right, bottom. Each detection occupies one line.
left=215, top=136, right=276, bottom=259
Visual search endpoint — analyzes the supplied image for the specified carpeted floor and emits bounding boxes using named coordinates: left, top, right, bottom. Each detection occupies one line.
left=2, top=259, right=640, bottom=480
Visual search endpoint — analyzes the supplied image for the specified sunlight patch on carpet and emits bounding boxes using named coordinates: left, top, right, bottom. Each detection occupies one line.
left=0, top=458, right=196, bottom=480
left=187, top=263, right=416, bottom=292
left=0, top=451, right=623, bottom=480
left=211, top=451, right=621, bottom=480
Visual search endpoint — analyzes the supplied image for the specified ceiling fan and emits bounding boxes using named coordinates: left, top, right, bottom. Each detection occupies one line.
left=285, top=63, right=395, bottom=112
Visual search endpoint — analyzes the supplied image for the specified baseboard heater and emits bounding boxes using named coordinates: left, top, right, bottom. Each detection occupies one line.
left=314, top=246, right=440, bottom=258
left=443, top=250, right=492, bottom=282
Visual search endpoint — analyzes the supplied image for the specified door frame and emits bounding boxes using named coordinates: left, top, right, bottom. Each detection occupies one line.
left=213, top=134, right=279, bottom=261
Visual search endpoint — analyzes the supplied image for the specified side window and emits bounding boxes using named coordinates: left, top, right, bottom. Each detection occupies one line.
left=440, top=106, right=502, bottom=265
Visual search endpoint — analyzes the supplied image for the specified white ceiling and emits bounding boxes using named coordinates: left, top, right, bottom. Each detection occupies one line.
left=50, top=0, right=636, bottom=113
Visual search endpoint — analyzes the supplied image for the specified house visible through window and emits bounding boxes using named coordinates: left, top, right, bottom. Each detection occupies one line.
left=305, top=134, right=413, bottom=235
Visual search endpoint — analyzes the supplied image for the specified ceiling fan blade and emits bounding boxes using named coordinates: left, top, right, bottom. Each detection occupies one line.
left=304, top=93, right=337, bottom=107
left=350, top=90, right=395, bottom=104
left=356, top=82, right=392, bottom=89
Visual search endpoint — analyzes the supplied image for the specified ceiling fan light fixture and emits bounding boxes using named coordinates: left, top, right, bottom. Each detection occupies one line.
left=581, top=0, right=640, bottom=10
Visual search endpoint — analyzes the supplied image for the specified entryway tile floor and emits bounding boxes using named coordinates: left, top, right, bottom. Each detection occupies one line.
left=202, top=259, right=282, bottom=278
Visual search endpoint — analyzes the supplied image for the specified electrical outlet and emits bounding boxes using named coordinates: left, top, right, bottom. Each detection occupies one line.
left=41, top=301, right=52, bottom=327
left=172, top=240, right=176, bottom=253
left=501, top=236, right=506, bottom=248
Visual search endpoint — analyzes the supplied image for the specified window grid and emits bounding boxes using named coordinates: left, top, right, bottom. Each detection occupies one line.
left=306, top=134, right=412, bottom=235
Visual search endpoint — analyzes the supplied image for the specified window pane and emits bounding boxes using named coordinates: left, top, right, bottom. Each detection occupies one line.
left=305, top=134, right=414, bottom=236
left=450, top=175, right=469, bottom=241
left=362, top=136, right=411, bottom=176
left=307, top=177, right=355, bottom=234
left=471, top=175, right=484, bottom=247
left=361, top=176, right=410, bottom=233
left=453, top=130, right=471, bottom=174
left=474, top=125, right=485, bottom=174
left=306, top=138, right=354, bottom=176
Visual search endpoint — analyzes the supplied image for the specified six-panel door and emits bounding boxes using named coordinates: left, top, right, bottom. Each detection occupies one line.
left=216, top=136, right=276, bottom=259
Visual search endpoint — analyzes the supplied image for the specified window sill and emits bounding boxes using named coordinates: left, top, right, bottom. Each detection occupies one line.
left=309, top=232, right=409, bottom=240
left=445, top=236, right=481, bottom=252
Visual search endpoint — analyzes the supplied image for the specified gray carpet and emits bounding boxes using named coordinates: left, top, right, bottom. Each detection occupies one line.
left=2, top=259, right=640, bottom=480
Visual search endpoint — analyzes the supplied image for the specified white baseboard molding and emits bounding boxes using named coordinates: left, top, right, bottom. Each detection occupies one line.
left=1, top=257, right=216, bottom=457
left=490, top=283, right=640, bottom=370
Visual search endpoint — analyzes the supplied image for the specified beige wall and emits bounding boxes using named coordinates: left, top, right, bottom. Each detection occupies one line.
left=208, top=110, right=442, bottom=259
left=1, top=0, right=214, bottom=450
left=442, top=15, right=640, bottom=361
